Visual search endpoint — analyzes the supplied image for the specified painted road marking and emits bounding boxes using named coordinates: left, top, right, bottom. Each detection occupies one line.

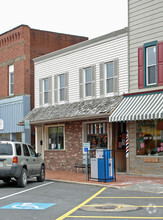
left=96, top=197, right=163, bottom=199
left=66, top=216, right=163, bottom=219
left=0, top=202, right=55, bottom=210
left=57, top=190, right=163, bottom=219
left=84, top=204, right=163, bottom=207
left=0, top=182, right=53, bottom=201
left=56, top=187, right=107, bottom=220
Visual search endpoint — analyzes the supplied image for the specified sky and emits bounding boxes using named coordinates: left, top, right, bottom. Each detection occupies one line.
left=1, top=0, right=128, bottom=39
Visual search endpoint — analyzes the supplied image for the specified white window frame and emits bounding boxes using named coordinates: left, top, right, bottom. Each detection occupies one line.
left=45, top=124, right=65, bottom=150
left=84, top=67, right=92, bottom=98
left=43, top=78, right=49, bottom=106
left=146, top=45, right=157, bottom=86
left=105, top=62, right=114, bottom=96
left=58, top=74, right=65, bottom=103
left=9, top=65, right=14, bottom=96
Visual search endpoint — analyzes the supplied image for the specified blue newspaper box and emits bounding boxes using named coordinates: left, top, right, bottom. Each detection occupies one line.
left=97, top=149, right=114, bottom=182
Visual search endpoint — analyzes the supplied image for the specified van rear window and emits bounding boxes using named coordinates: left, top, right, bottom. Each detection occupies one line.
left=0, top=143, right=13, bottom=155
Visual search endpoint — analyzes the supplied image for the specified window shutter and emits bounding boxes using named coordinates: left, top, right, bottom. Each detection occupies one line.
left=100, top=62, right=105, bottom=97
left=79, top=68, right=84, bottom=100
left=54, top=75, right=58, bottom=105
left=91, top=65, right=96, bottom=98
left=39, top=79, right=43, bottom=106
left=158, top=41, right=163, bottom=86
left=64, top=72, right=69, bottom=102
left=113, top=59, right=119, bottom=94
left=48, top=76, right=52, bottom=105
left=138, top=47, right=144, bottom=89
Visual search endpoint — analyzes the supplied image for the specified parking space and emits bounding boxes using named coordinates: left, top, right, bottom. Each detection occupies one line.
left=0, top=180, right=103, bottom=220
left=57, top=187, right=163, bottom=220
left=0, top=180, right=163, bottom=220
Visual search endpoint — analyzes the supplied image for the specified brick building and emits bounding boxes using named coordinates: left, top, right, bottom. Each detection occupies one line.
left=0, top=25, right=88, bottom=145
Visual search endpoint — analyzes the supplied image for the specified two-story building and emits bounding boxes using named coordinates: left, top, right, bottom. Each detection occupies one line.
left=21, top=28, right=128, bottom=172
left=109, top=0, right=163, bottom=175
left=0, top=25, right=88, bottom=146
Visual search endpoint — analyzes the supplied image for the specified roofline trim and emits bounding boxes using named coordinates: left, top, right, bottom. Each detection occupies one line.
left=33, top=27, right=128, bottom=64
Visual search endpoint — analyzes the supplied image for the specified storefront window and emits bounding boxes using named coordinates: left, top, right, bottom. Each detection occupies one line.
left=86, top=123, right=108, bottom=149
left=48, top=126, right=64, bottom=150
left=136, top=120, right=163, bottom=156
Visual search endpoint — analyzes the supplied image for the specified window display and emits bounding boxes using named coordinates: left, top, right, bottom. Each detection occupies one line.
left=136, top=120, right=163, bottom=156
left=86, top=123, right=108, bottom=149
left=48, top=126, right=64, bottom=150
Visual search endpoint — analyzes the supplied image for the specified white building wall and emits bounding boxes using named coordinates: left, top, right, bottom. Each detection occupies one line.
left=34, top=31, right=128, bottom=108
left=128, top=0, right=163, bottom=92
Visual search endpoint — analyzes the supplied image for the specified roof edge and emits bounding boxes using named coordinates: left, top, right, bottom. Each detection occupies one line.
left=33, top=27, right=128, bottom=63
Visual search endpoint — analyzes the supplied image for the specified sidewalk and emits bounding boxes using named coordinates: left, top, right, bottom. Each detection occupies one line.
left=45, top=169, right=163, bottom=193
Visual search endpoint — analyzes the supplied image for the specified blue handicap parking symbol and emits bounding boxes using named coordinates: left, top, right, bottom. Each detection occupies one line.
left=0, top=203, right=55, bottom=210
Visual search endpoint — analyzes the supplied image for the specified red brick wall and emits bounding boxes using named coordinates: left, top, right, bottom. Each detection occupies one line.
left=44, top=121, right=83, bottom=171
left=0, top=25, right=28, bottom=98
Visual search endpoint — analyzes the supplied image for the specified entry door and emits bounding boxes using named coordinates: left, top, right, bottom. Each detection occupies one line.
left=113, top=122, right=126, bottom=172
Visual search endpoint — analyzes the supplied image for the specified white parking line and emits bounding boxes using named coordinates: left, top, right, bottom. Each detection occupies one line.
left=0, top=182, right=53, bottom=201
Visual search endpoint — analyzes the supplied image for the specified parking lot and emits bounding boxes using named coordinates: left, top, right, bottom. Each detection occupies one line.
left=0, top=179, right=163, bottom=220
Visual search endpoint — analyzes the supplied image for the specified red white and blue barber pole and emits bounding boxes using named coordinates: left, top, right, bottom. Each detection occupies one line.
left=126, top=130, right=129, bottom=158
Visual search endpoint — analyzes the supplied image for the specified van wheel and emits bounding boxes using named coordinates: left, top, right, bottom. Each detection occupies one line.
left=37, top=165, right=45, bottom=182
left=17, top=168, right=27, bottom=187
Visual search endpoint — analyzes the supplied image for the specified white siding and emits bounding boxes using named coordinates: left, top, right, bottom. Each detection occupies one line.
left=35, top=32, right=128, bottom=108
left=128, top=0, right=163, bottom=92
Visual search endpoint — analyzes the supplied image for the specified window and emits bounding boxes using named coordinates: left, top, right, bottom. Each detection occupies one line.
left=39, top=76, right=52, bottom=106
left=28, top=145, right=36, bottom=157
left=9, top=65, right=14, bottom=95
left=23, top=144, right=30, bottom=156
left=79, top=66, right=96, bottom=100
left=100, top=60, right=119, bottom=97
left=136, top=120, right=163, bottom=156
left=59, top=74, right=65, bottom=102
left=54, top=73, right=69, bottom=104
left=138, top=41, right=163, bottom=88
left=15, top=144, right=21, bottom=156
left=85, top=67, right=92, bottom=97
left=105, top=62, right=114, bottom=93
left=146, top=45, right=156, bottom=86
left=43, top=78, right=49, bottom=105
left=86, top=123, right=108, bottom=149
left=48, top=126, right=64, bottom=150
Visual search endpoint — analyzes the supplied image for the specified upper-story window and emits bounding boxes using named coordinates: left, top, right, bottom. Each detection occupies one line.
left=105, top=62, right=114, bottom=93
left=9, top=65, right=14, bottom=96
left=85, top=67, right=92, bottom=97
left=146, top=44, right=157, bottom=86
left=54, top=72, right=69, bottom=105
left=100, top=59, right=119, bottom=97
left=138, top=41, right=163, bottom=89
left=43, top=78, right=49, bottom=105
left=39, top=76, right=52, bottom=106
left=79, top=65, right=96, bottom=100
left=59, top=74, right=65, bottom=102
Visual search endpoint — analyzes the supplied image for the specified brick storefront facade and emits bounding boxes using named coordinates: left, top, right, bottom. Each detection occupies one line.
left=45, top=121, right=83, bottom=171
left=0, top=25, right=88, bottom=145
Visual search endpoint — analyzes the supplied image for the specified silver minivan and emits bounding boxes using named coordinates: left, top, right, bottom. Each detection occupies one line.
left=0, top=141, right=45, bottom=187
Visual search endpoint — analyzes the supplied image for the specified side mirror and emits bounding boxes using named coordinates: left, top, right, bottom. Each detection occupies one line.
left=36, top=153, right=41, bottom=157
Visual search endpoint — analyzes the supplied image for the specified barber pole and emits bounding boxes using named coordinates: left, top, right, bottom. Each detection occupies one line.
left=126, top=130, right=129, bottom=158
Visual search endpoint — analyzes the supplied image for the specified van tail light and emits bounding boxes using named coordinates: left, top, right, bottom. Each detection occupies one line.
left=13, top=156, right=18, bottom=164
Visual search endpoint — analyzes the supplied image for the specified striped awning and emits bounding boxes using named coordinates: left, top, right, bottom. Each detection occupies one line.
left=109, top=92, right=163, bottom=122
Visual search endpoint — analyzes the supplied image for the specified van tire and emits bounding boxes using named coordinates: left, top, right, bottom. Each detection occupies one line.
left=37, top=165, right=45, bottom=182
left=17, top=168, right=27, bottom=187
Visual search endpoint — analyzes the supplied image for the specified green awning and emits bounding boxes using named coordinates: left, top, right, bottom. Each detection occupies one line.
left=109, top=92, right=163, bottom=122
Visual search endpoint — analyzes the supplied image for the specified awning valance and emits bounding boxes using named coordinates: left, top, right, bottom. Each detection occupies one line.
left=109, top=92, right=163, bottom=122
